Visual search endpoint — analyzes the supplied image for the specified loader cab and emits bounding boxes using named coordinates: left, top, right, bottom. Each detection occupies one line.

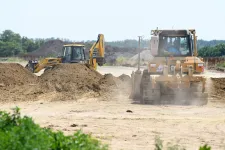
left=62, top=44, right=86, bottom=63
left=151, top=30, right=194, bottom=57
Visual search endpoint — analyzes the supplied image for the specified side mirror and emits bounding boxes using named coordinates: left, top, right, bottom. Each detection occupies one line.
left=150, top=36, right=159, bottom=56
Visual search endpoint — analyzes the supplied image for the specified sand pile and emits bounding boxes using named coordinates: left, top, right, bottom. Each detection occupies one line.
left=125, top=50, right=154, bottom=66
left=209, top=78, right=225, bottom=102
left=34, top=64, right=119, bottom=100
left=0, top=63, right=37, bottom=86
left=39, top=64, right=103, bottom=93
left=118, top=74, right=131, bottom=82
left=0, top=63, right=38, bottom=101
left=0, top=63, right=131, bottom=102
left=211, top=78, right=225, bottom=89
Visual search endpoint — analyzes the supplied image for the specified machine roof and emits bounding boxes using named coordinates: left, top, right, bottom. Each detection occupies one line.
left=151, top=29, right=196, bottom=36
left=63, top=44, right=85, bottom=47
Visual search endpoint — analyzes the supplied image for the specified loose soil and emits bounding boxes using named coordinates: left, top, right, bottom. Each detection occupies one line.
left=0, top=63, right=37, bottom=86
left=0, top=63, right=131, bottom=102
left=210, top=77, right=225, bottom=100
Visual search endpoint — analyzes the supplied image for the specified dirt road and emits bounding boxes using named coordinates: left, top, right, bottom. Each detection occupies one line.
left=1, top=65, right=225, bottom=150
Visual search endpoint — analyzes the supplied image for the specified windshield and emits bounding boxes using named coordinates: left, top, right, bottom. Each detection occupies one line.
left=158, top=36, right=191, bottom=56
left=63, top=46, right=72, bottom=61
left=71, top=46, right=84, bottom=60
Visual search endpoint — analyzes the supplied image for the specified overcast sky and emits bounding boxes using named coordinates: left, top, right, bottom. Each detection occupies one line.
left=1, top=0, right=225, bottom=41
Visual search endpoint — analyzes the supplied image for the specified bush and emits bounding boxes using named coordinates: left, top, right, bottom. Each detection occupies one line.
left=217, top=62, right=225, bottom=68
left=0, top=107, right=108, bottom=150
left=116, top=56, right=127, bottom=65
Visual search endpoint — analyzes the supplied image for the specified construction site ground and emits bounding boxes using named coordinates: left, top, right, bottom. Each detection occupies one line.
left=1, top=62, right=225, bottom=150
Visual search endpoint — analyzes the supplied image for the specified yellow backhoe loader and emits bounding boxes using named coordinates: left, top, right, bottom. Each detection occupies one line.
left=25, top=34, right=105, bottom=73
left=130, top=29, right=208, bottom=105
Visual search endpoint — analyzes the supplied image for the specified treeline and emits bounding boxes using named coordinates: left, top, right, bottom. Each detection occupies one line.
left=0, top=30, right=45, bottom=56
left=197, top=39, right=225, bottom=48
left=0, top=30, right=150, bottom=57
left=1, top=29, right=225, bottom=57
left=198, top=43, right=225, bottom=57
left=0, top=30, right=75, bottom=57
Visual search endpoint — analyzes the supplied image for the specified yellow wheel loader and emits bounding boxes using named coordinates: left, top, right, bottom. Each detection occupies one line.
left=25, top=34, right=105, bottom=73
left=130, top=29, right=208, bottom=105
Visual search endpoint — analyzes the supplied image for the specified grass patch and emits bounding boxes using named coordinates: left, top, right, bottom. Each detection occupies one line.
left=0, top=57, right=26, bottom=62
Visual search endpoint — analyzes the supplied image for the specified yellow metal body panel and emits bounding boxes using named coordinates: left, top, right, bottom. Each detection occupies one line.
left=148, top=56, right=204, bottom=74
left=89, top=34, right=105, bottom=70
left=33, top=58, right=62, bottom=73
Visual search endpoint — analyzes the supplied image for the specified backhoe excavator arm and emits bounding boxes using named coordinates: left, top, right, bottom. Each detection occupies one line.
left=89, top=34, right=105, bottom=70
left=25, top=58, right=62, bottom=73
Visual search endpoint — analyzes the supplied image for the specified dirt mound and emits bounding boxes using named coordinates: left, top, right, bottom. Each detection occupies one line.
left=0, top=63, right=129, bottom=102
left=99, top=74, right=120, bottom=86
left=0, top=63, right=37, bottom=86
left=37, top=65, right=130, bottom=100
left=211, top=78, right=225, bottom=89
left=210, top=78, right=225, bottom=100
left=118, top=74, right=131, bottom=82
left=37, top=64, right=104, bottom=98
left=36, top=65, right=130, bottom=100
left=30, top=40, right=64, bottom=57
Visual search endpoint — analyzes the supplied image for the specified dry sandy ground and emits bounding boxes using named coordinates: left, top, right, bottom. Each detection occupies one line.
left=1, top=64, right=225, bottom=150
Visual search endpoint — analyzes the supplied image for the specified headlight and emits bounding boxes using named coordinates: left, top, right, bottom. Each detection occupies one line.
left=198, top=64, right=204, bottom=67
left=150, top=64, right=156, bottom=67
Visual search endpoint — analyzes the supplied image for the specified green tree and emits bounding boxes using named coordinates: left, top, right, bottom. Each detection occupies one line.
left=215, top=43, right=225, bottom=56
left=0, top=41, right=22, bottom=56
left=198, top=43, right=225, bottom=57
left=0, top=30, right=21, bottom=43
left=22, top=37, right=40, bottom=53
left=0, top=30, right=22, bottom=56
